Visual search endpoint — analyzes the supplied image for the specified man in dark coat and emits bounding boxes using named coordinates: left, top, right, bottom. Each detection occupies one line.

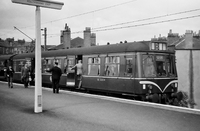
left=21, top=64, right=30, bottom=88
left=6, top=65, right=15, bottom=88
left=46, top=62, right=62, bottom=93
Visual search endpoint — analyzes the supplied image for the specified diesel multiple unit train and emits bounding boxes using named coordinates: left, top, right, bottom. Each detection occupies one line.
left=0, top=41, right=178, bottom=103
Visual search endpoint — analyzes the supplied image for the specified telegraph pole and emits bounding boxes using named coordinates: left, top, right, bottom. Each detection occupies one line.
left=41, top=27, right=47, bottom=51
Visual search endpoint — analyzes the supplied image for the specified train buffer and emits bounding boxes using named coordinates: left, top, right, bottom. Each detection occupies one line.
left=0, top=81, right=200, bottom=131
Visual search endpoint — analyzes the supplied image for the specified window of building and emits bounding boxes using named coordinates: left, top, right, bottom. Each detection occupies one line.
left=151, top=42, right=155, bottom=50
left=105, top=56, right=120, bottom=76
left=88, top=57, right=100, bottom=76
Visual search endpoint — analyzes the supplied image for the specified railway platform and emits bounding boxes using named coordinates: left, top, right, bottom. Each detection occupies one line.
left=0, top=81, right=200, bottom=131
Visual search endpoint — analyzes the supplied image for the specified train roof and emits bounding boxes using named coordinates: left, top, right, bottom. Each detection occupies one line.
left=42, top=41, right=150, bottom=57
left=12, top=41, right=149, bottom=59
left=0, top=54, right=16, bottom=60
left=10, top=41, right=174, bottom=59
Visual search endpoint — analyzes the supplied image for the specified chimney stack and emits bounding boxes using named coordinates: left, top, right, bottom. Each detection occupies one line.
left=167, top=29, right=179, bottom=46
left=61, top=23, right=71, bottom=49
left=84, top=27, right=91, bottom=47
left=91, top=33, right=96, bottom=46
left=185, top=30, right=193, bottom=48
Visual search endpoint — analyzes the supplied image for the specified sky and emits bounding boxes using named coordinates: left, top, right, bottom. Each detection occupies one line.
left=0, top=0, right=200, bottom=46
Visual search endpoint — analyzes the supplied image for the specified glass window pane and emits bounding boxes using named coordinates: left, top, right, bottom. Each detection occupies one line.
left=104, top=56, right=120, bottom=76
left=126, top=58, right=133, bottom=76
left=88, top=57, right=100, bottom=76
left=143, top=55, right=156, bottom=77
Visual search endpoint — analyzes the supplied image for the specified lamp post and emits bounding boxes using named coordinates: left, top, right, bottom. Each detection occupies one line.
left=11, top=0, right=64, bottom=113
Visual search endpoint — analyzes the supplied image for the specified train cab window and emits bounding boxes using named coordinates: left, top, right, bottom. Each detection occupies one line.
left=88, top=57, right=100, bottom=76
left=165, top=55, right=177, bottom=76
left=155, top=55, right=167, bottom=77
left=156, top=62, right=166, bottom=76
left=105, top=56, right=120, bottom=76
left=125, top=58, right=133, bottom=77
left=142, top=55, right=156, bottom=77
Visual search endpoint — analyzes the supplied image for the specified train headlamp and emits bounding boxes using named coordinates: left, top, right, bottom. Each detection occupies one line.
left=143, top=84, right=146, bottom=89
left=171, top=83, right=178, bottom=88
left=174, top=83, right=178, bottom=88
left=147, top=84, right=153, bottom=90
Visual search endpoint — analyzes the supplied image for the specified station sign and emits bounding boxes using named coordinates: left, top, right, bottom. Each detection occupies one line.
left=11, top=0, right=64, bottom=10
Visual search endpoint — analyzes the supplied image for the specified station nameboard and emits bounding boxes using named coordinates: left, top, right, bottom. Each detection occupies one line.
left=11, top=0, right=64, bottom=10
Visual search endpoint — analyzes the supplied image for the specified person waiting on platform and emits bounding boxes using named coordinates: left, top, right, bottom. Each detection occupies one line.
left=21, top=64, right=30, bottom=88
left=6, top=65, right=15, bottom=88
left=46, top=62, right=62, bottom=94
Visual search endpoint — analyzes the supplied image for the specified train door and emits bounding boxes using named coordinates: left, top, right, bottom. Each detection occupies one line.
left=65, top=55, right=76, bottom=87
left=123, top=53, right=137, bottom=93
left=74, top=55, right=82, bottom=88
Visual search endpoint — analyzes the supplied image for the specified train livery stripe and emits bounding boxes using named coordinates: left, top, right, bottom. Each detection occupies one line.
left=139, top=80, right=178, bottom=93
left=82, top=75, right=176, bottom=80
left=140, top=81, right=162, bottom=92
left=163, top=80, right=178, bottom=92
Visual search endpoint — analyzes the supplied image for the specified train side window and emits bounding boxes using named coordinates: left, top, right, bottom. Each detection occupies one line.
left=64, top=58, right=75, bottom=74
left=42, top=59, right=52, bottom=73
left=12, top=60, right=23, bottom=72
left=105, top=56, right=120, bottom=76
left=142, top=55, right=156, bottom=77
left=125, top=58, right=133, bottom=76
left=64, top=59, right=68, bottom=73
left=15, top=61, right=24, bottom=72
left=88, top=57, right=100, bottom=76
left=54, top=59, right=61, bottom=68
left=0, top=61, right=4, bottom=66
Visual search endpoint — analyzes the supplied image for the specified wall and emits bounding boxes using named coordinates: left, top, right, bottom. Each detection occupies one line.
left=176, top=50, right=200, bottom=109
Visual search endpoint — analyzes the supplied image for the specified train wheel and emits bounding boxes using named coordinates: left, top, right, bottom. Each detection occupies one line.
left=151, top=94, right=159, bottom=103
left=163, top=94, right=172, bottom=105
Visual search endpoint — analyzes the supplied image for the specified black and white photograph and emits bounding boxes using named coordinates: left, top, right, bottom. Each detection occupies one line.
left=0, top=0, right=200, bottom=131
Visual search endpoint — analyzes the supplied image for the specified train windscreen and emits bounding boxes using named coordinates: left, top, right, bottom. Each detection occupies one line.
left=142, top=54, right=176, bottom=77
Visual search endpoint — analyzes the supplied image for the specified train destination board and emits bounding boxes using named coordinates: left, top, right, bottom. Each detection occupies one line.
left=11, top=0, right=64, bottom=10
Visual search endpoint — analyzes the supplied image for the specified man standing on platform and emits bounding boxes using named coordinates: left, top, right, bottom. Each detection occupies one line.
left=46, top=62, right=62, bottom=93
left=21, top=64, right=30, bottom=88
left=6, top=65, right=15, bottom=88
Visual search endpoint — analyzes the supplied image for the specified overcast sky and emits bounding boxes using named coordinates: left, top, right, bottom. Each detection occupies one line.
left=0, top=0, right=200, bottom=46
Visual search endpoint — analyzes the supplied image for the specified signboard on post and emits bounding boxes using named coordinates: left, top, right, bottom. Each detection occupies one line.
left=11, top=0, right=64, bottom=10
left=11, top=0, right=64, bottom=113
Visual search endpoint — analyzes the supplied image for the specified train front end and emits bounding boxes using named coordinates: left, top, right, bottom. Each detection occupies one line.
left=137, top=52, right=178, bottom=103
